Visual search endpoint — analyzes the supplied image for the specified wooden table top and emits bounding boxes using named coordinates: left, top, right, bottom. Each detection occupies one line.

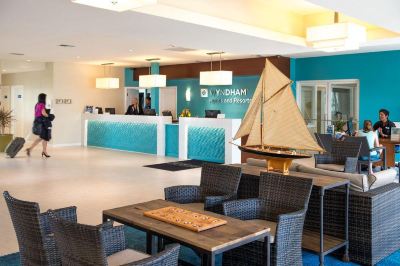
left=232, top=164, right=350, bottom=190
left=103, top=199, right=270, bottom=252
left=380, top=138, right=400, bottom=144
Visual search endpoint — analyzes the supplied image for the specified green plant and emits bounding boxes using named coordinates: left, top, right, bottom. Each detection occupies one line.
left=333, top=120, right=346, bottom=132
left=0, top=108, right=13, bottom=135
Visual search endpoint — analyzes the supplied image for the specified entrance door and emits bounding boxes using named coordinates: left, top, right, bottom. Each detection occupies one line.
left=10, top=85, right=24, bottom=137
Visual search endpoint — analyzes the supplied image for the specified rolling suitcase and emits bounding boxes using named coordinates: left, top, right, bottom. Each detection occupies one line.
left=5, top=137, right=25, bottom=158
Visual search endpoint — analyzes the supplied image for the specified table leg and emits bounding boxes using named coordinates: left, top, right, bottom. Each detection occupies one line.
left=102, top=214, right=108, bottom=223
left=200, top=252, right=215, bottom=266
left=263, top=234, right=271, bottom=266
left=146, top=232, right=156, bottom=255
left=157, top=237, right=164, bottom=252
left=319, top=189, right=325, bottom=266
left=343, top=183, right=350, bottom=262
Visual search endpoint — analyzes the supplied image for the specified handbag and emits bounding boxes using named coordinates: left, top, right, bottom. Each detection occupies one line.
left=32, top=117, right=42, bottom=135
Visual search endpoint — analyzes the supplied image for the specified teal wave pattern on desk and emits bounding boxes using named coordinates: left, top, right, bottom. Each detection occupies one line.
left=165, top=124, right=179, bottom=157
left=87, top=121, right=157, bottom=154
left=188, top=126, right=225, bottom=163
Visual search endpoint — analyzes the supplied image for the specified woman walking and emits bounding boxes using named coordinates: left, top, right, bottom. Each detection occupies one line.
left=26, top=93, right=51, bottom=158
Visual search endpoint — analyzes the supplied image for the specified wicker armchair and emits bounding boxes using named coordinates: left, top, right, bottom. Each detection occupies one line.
left=344, top=136, right=386, bottom=173
left=48, top=210, right=180, bottom=266
left=315, top=140, right=361, bottom=173
left=314, top=133, right=333, bottom=153
left=165, top=163, right=242, bottom=213
left=3, top=191, right=77, bottom=265
left=222, top=172, right=313, bottom=266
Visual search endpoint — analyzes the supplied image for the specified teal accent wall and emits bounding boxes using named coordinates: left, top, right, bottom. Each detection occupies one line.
left=87, top=121, right=157, bottom=154
left=151, top=62, right=160, bottom=114
left=293, top=50, right=400, bottom=125
left=168, top=75, right=260, bottom=118
left=165, top=124, right=179, bottom=157
left=187, top=126, right=225, bottom=163
left=125, top=68, right=139, bottom=87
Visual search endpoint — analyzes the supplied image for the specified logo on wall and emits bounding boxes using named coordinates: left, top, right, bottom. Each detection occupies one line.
left=200, top=88, right=208, bottom=97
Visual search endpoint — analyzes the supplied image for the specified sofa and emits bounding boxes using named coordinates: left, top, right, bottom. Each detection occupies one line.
left=236, top=159, right=400, bottom=265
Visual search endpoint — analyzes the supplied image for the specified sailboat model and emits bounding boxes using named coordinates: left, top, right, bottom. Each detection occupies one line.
left=234, top=58, right=323, bottom=174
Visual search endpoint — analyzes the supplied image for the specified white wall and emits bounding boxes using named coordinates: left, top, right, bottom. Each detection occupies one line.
left=52, top=62, right=124, bottom=146
left=2, top=62, right=125, bottom=146
left=2, top=63, right=53, bottom=138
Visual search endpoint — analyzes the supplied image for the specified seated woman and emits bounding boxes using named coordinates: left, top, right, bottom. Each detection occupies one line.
left=358, top=120, right=381, bottom=174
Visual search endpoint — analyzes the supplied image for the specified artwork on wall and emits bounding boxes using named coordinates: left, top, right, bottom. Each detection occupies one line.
left=55, top=99, right=72, bottom=104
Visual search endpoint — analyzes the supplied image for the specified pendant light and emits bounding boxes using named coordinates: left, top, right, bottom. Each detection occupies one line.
left=96, top=63, right=119, bottom=89
left=139, top=58, right=166, bottom=88
left=306, top=12, right=366, bottom=52
left=200, top=52, right=232, bottom=86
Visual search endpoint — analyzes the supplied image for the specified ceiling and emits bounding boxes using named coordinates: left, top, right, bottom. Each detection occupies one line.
left=1, top=0, right=400, bottom=70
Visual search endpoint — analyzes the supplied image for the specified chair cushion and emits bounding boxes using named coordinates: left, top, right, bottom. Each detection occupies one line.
left=316, top=164, right=345, bottom=172
left=297, top=164, right=369, bottom=192
left=246, top=219, right=276, bottom=243
left=107, top=249, right=149, bottom=266
left=368, top=169, right=397, bottom=190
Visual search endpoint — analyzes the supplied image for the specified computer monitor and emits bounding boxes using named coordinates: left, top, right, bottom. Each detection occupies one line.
left=162, top=110, right=172, bottom=117
left=105, top=108, right=115, bottom=114
left=95, top=107, right=103, bottom=114
left=143, top=109, right=156, bottom=116
left=205, top=110, right=221, bottom=118
left=346, top=118, right=353, bottom=136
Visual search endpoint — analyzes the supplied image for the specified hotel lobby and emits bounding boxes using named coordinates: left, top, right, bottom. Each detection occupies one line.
left=1, top=0, right=400, bottom=265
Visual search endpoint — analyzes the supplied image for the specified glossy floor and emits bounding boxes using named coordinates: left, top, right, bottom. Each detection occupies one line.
left=0, top=146, right=202, bottom=256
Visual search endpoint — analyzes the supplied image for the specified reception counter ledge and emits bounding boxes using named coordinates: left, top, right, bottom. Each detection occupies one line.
left=82, top=114, right=241, bottom=164
left=81, top=114, right=172, bottom=155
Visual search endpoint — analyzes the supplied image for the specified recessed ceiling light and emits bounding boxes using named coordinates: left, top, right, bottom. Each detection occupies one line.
left=26, top=59, right=32, bottom=62
left=76, top=56, right=81, bottom=59
left=2, top=69, right=6, bottom=72
left=58, top=44, right=76, bottom=48
left=71, top=0, right=158, bottom=12
left=9, top=53, right=24, bottom=56
left=129, top=49, right=134, bottom=52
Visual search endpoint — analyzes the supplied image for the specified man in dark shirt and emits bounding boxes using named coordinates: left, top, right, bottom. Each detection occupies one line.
left=125, top=97, right=143, bottom=115
left=144, top=96, right=152, bottom=109
left=373, top=108, right=396, bottom=138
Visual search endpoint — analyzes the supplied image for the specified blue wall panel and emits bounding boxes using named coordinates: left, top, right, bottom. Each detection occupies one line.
left=187, top=126, right=225, bottom=163
left=293, top=50, right=400, bottom=126
left=87, top=121, right=157, bottom=154
left=165, top=124, right=179, bottom=157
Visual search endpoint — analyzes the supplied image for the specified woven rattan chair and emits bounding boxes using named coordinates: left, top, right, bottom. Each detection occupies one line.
left=314, top=133, right=333, bottom=153
left=165, top=163, right=242, bottom=213
left=344, top=136, right=386, bottom=173
left=314, top=140, right=361, bottom=173
left=48, top=210, right=180, bottom=266
left=222, top=172, right=313, bottom=266
left=3, top=191, right=77, bottom=265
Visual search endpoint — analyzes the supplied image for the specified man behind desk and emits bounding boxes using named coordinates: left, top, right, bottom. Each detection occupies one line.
left=373, top=108, right=396, bottom=138
left=144, top=96, right=151, bottom=109
left=125, top=97, right=143, bottom=115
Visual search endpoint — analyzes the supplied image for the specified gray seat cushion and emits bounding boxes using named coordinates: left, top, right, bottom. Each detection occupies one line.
left=316, top=164, right=345, bottom=172
left=107, top=249, right=149, bottom=266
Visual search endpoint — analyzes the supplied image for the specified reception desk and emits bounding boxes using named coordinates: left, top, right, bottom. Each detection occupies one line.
left=81, top=114, right=241, bottom=164
left=81, top=114, right=172, bottom=155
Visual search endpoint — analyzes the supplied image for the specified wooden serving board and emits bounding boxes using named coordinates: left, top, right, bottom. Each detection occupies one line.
left=144, top=206, right=227, bottom=232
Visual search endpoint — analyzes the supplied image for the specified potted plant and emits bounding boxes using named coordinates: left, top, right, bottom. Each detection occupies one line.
left=180, top=108, right=191, bottom=117
left=0, top=108, right=13, bottom=152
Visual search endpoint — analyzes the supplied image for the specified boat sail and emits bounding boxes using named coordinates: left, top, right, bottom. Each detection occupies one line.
left=234, top=58, right=323, bottom=174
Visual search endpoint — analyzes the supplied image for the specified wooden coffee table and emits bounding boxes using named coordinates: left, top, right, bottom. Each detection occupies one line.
left=103, top=199, right=271, bottom=266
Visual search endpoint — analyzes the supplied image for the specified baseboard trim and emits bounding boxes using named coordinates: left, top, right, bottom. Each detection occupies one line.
left=51, top=143, right=82, bottom=148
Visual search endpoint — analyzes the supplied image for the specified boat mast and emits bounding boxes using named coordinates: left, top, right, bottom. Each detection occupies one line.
left=260, top=69, right=265, bottom=150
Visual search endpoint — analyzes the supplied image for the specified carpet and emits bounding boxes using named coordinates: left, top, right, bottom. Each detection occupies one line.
left=143, top=160, right=206, bottom=171
left=2, top=227, right=400, bottom=266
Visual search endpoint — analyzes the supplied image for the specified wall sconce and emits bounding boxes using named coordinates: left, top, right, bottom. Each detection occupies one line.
left=185, top=87, right=191, bottom=102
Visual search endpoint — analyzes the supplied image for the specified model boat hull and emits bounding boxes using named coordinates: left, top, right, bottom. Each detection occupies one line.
left=238, top=145, right=311, bottom=175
